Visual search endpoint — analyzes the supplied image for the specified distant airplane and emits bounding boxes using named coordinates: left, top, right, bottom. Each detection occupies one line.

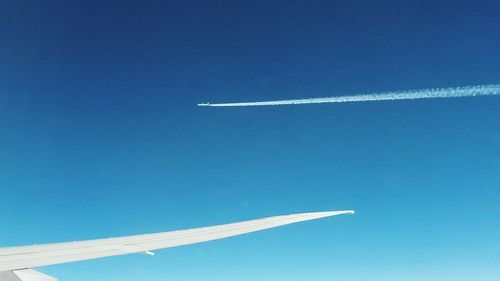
left=0, top=210, right=354, bottom=281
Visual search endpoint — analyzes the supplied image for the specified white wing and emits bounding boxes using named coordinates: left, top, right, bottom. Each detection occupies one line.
left=0, top=210, right=353, bottom=272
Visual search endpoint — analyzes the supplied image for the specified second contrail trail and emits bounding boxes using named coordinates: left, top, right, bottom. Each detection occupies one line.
left=197, top=84, right=500, bottom=107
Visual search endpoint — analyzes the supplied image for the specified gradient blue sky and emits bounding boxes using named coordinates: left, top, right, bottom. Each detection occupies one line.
left=1, top=1, right=500, bottom=280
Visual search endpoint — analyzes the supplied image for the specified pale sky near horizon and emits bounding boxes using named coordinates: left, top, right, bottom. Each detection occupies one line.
left=1, top=1, right=500, bottom=280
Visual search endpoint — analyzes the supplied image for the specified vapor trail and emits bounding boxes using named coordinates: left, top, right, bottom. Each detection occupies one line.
left=198, top=84, right=500, bottom=107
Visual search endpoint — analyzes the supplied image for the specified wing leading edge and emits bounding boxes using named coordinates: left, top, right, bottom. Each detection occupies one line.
left=0, top=210, right=354, bottom=272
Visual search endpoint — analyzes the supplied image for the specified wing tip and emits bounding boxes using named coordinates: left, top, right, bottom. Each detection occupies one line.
left=320, top=209, right=355, bottom=217
left=287, top=209, right=355, bottom=221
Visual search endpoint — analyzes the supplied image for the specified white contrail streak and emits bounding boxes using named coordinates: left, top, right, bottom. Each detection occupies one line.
left=197, top=84, right=500, bottom=107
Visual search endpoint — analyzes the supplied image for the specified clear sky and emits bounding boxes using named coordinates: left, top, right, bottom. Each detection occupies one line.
left=1, top=1, right=499, bottom=280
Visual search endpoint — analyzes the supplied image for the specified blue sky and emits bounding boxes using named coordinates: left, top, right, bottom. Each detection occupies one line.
left=1, top=1, right=500, bottom=280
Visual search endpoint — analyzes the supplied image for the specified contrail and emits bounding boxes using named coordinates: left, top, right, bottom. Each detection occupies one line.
left=197, top=84, right=500, bottom=107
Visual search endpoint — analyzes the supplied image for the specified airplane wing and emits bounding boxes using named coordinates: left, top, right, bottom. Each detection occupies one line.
left=0, top=210, right=354, bottom=281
